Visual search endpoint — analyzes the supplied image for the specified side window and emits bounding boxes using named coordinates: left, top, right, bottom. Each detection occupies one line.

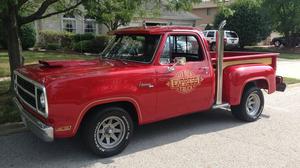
left=160, top=35, right=203, bottom=64
left=207, top=31, right=214, bottom=38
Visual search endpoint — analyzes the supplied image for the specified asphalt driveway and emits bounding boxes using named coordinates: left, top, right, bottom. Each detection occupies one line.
left=0, top=85, right=300, bottom=168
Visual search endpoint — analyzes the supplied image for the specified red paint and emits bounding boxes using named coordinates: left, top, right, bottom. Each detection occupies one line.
left=16, top=26, right=282, bottom=138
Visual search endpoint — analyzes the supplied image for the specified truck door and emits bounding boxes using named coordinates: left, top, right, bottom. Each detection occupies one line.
left=155, top=33, right=214, bottom=120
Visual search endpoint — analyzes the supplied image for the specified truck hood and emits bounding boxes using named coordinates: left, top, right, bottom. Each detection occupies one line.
left=17, top=59, right=141, bottom=85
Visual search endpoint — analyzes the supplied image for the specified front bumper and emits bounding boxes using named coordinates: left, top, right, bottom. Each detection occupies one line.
left=13, top=97, right=54, bottom=142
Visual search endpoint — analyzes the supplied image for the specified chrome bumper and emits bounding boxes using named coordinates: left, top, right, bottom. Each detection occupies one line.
left=13, top=97, right=54, bottom=142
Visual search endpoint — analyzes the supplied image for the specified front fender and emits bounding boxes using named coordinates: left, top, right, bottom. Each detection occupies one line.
left=223, top=64, right=276, bottom=105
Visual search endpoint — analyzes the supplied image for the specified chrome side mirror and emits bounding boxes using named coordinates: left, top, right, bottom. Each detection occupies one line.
left=167, top=57, right=186, bottom=72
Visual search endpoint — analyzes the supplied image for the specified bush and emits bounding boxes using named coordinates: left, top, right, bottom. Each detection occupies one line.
left=73, top=33, right=96, bottom=43
left=73, top=35, right=112, bottom=53
left=46, top=43, right=61, bottom=50
left=20, top=24, right=36, bottom=49
left=37, top=31, right=74, bottom=49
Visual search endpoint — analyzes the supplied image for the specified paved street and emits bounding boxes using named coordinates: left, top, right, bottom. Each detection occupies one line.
left=277, top=59, right=300, bottom=79
left=0, top=85, right=300, bottom=168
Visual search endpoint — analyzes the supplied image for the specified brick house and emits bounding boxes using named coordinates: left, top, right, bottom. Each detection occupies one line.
left=191, top=0, right=234, bottom=29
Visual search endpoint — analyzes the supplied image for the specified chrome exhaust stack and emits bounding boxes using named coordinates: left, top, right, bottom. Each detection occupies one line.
left=213, top=20, right=230, bottom=109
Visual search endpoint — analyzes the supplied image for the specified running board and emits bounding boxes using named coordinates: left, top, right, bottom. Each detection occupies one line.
left=212, top=103, right=230, bottom=110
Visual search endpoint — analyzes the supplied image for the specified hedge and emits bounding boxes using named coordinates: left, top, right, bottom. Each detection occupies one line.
left=73, top=35, right=112, bottom=53
left=20, top=24, right=36, bottom=49
left=37, top=31, right=74, bottom=49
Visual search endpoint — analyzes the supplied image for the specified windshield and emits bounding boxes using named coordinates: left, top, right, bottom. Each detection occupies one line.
left=226, top=31, right=238, bottom=38
left=101, top=34, right=161, bottom=63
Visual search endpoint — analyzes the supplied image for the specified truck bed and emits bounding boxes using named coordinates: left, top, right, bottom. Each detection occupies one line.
left=210, top=51, right=279, bottom=70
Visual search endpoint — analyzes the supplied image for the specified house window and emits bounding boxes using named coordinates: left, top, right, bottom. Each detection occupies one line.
left=207, top=8, right=212, bottom=16
left=84, top=17, right=96, bottom=33
left=63, top=14, right=76, bottom=33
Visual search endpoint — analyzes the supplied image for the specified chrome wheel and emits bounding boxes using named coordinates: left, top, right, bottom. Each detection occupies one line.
left=246, top=93, right=261, bottom=116
left=274, top=41, right=281, bottom=47
left=95, top=116, right=126, bottom=149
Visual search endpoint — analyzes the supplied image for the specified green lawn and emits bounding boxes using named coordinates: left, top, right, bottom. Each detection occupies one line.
left=284, top=77, right=300, bottom=85
left=0, top=80, right=19, bottom=124
left=0, top=51, right=94, bottom=78
left=243, top=46, right=300, bottom=59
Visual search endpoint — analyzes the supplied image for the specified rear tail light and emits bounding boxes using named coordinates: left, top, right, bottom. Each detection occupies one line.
left=224, top=38, right=227, bottom=44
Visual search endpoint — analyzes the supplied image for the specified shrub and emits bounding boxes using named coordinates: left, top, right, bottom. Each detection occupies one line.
left=20, top=24, right=36, bottom=49
left=37, top=31, right=74, bottom=49
left=46, top=43, right=61, bottom=50
left=73, top=35, right=112, bottom=53
left=73, top=33, right=96, bottom=43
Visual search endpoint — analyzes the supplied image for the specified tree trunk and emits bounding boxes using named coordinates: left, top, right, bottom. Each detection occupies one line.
left=5, top=4, right=23, bottom=91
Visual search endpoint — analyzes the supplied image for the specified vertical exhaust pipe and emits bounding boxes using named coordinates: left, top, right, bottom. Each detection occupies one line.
left=215, top=20, right=227, bottom=106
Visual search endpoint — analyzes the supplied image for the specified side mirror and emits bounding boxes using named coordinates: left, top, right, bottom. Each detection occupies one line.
left=174, top=57, right=186, bottom=66
left=167, top=57, right=186, bottom=72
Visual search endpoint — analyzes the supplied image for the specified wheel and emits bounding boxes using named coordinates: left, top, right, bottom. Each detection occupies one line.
left=231, top=87, right=264, bottom=122
left=82, top=107, right=133, bottom=157
left=274, top=40, right=281, bottom=47
left=210, top=43, right=216, bottom=51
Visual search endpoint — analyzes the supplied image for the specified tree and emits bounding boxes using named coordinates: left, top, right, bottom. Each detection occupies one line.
left=262, top=0, right=300, bottom=47
left=83, top=0, right=202, bottom=31
left=214, top=0, right=272, bottom=48
left=83, top=0, right=138, bottom=31
left=0, top=0, right=83, bottom=90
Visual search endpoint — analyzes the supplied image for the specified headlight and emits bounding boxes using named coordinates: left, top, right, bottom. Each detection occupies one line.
left=40, top=92, right=45, bottom=108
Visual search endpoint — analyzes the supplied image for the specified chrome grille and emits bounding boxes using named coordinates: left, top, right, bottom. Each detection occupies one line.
left=14, top=71, right=48, bottom=118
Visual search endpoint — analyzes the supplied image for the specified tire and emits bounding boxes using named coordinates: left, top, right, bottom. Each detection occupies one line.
left=82, top=107, right=133, bottom=157
left=210, top=43, right=216, bottom=51
left=231, top=87, right=264, bottom=122
left=274, top=40, right=281, bottom=47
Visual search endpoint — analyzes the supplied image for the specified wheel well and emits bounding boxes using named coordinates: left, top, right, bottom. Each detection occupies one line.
left=244, top=79, right=269, bottom=92
left=79, top=101, right=139, bottom=132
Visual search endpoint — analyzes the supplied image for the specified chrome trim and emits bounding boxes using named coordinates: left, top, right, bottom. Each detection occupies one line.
left=14, top=70, right=49, bottom=118
left=14, top=97, right=53, bottom=142
left=216, top=20, right=226, bottom=105
left=16, top=83, right=35, bottom=97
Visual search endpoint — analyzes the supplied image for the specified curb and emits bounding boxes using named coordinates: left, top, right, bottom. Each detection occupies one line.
left=0, top=122, right=27, bottom=136
left=287, top=83, right=300, bottom=88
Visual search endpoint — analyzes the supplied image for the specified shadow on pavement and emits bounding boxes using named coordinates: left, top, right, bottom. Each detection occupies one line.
left=0, top=109, right=246, bottom=168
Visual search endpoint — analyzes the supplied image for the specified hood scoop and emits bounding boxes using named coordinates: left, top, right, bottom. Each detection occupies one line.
left=39, top=60, right=98, bottom=68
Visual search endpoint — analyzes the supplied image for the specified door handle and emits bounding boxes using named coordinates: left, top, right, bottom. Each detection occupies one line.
left=199, top=67, right=209, bottom=74
left=139, top=83, right=154, bottom=88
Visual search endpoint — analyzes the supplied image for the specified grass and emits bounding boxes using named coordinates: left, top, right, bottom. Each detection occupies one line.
left=284, top=77, right=300, bottom=85
left=243, top=46, right=300, bottom=59
left=0, top=51, right=94, bottom=78
left=0, top=80, right=19, bottom=125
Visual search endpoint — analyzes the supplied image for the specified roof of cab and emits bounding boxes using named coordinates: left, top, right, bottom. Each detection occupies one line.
left=113, top=26, right=202, bottom=35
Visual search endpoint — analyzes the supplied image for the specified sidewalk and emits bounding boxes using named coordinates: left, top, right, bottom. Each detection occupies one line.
left=0, top=77, right=10, bottom=82
left=277, top=59, right=300, bottom=79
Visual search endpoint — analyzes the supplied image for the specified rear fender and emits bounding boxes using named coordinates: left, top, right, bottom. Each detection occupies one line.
left=223, top=64, right=276, bottom=105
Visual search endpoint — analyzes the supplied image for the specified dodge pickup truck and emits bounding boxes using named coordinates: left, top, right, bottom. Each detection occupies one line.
left=13, top=21, right=286, bottom=157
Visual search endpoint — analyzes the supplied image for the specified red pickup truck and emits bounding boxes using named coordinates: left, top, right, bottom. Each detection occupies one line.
left=13, top=23, right=286, bottom=157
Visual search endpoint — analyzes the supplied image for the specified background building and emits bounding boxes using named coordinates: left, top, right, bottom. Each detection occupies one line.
left=192, top=0, right=234, bottom=29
